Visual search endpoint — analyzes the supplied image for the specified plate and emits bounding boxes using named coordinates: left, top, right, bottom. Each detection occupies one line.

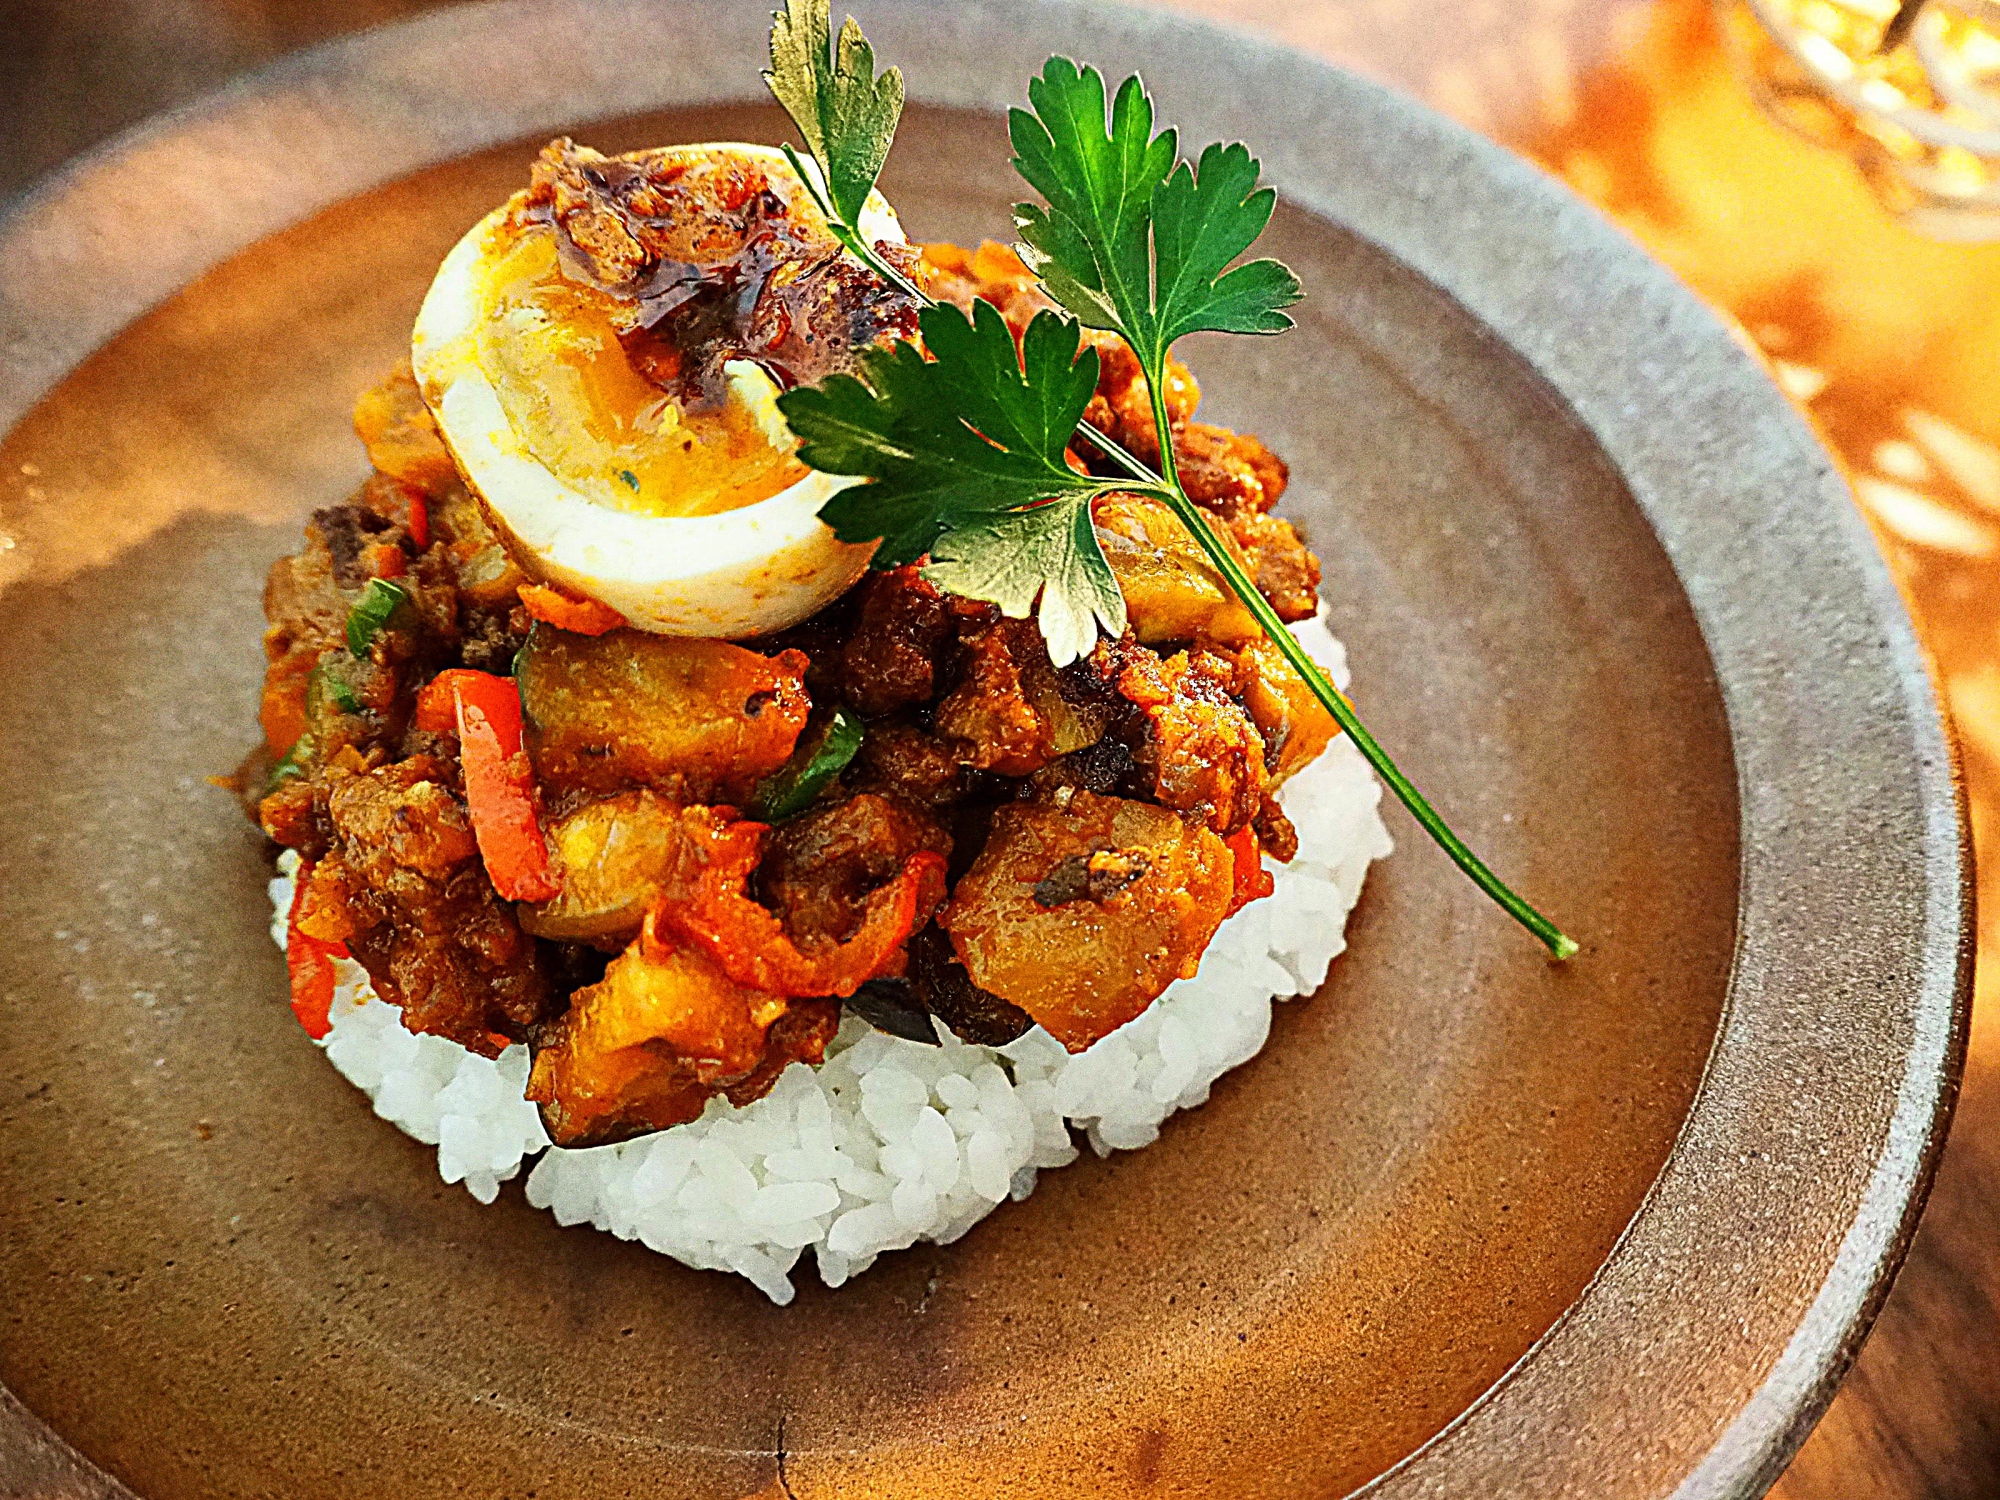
left=0, top=1, right=1968, bottom=1496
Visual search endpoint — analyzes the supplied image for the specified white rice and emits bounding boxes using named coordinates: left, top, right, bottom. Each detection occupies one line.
left=268, top=617, right=1391, bottom=1303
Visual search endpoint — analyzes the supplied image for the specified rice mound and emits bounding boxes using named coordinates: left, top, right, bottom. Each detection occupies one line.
left=267, top=617, right=1391, bottom=1303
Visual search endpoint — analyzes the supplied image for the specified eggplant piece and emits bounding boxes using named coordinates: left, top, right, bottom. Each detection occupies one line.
left=1092, top=492, right=1261, bottom=646
left=905, top=924, right=1032, bottom=1046
left=844, top=977, right=942, bottom=1046
left=517, top=623, right=810, bottom=802
left=940, top=792, right=1231, bottom=1052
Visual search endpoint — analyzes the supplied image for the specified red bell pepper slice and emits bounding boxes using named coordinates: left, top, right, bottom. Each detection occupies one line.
left=518, top=583, right=627, bottom=636
left=651, top=821, right=947, bottom=998
left=414, top=668, right=493, bottom=735
left=1224, top=825, right=1275, bottom=917
left=285, top=862, right=346, bottom=1040
left=450, top=671, right=562, bottom=903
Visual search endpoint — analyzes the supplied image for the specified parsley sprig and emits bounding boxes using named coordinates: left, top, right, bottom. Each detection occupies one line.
left=786, top=300, right=1131, bottom=663
left=762, top=0, right=1577, bottom=959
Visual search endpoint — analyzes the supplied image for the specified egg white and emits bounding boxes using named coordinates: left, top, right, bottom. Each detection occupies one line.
left=411, top=144, right=901, bottom=638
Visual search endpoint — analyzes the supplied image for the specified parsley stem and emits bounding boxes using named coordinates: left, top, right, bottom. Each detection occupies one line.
left=1129, top=368, right=1576, bottom=959
left=791, top=144, right=1575, bottom=958
left=1168, top=482, right=1576, bottom=959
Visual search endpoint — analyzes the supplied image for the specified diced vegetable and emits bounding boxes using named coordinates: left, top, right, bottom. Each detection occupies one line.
left=285, top=862, right=346, bottom=1040
left=650, top=817, right=947, bottom=998
left=359, top=541, right=407, bottom=580
left=1092, top=492, right=1261, bottom=646
left=345, top=577, right=412, bottom=655
left=259, top=653, right=314, bottom=755
left=518, top=583, right=627, bottom=636
left=415, top=668, right=497, bottom=735
left=520, top=793, right=730, bottom=944
left=406, top=491, right=430, bottom=550
left=449, top=670, right=562, bottom=903
left=516, top=626, right=810, bottom=803
left=428, top=491, right=527, bottom=607
left=1224, top=825, right=1274, bottom=916
left=352, top=360, right=460, bottom=490
left=528, top=936, right=838, bottom=1147
left=749, top=709, right=865, bottom=822
left=1232, top=636, right=1340, bottom=785
left=941, top=792, right=1232, bottom=1051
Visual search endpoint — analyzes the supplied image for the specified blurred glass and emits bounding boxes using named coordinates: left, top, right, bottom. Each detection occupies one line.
left=1721, top=0, right=2000, bottom=235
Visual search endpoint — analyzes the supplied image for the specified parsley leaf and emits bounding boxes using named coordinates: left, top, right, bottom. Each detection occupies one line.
left=776, top=298, right=1134, bottom=664
left=924, top=496, right=1124, bottom=669
left=1010, top=59, right=1302, bottom=364
left=765, top=0, right=905, bottom=232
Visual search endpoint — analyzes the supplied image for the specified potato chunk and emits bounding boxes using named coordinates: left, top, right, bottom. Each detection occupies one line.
left=1092, top=492, right=1260, bottom=646
left=941, top=792, right=1232, bottom=1051
left=520, top=792, right=734, bottom=945
left=518, top=625, right=809, bottom=801
left=527, top=938, right=834, bottom=1147
left=1231, top=636, right=1338, bottom=785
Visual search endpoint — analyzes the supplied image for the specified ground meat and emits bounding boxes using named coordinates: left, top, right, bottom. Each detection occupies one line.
left=260, top=528, right=348, bottom=676
left=721, top=1000, right=842, bottom=1106
left=312, top=503, right=396, bottom=589
left=455, top=599, right=529, bottom=675
left=935, top=621, right=1058, bottom=776
left=837, top=565, right=953, bottom=715
left=1026, top=736, right=1145, bottom=802
left=920, top=240, right=1053, bottom=337
left=1253, top=793, right=1301, bottom=864
left=1174, top=423, right=1289, bottom=518
left=320, top=756, right=552, bottom=1051
left=1078, top=336, right=1202, bottom=465
left=758, top=792, right=952, bottom=947
left=258, top=776, right=331, bottom=857
left=933, top=616, right=1115, bottom=777
left=1113, top=647, right=1270, bottom=837
left=849, top=721, right=967, bottom=807
left=904, top=923, right=1032, bottom=1045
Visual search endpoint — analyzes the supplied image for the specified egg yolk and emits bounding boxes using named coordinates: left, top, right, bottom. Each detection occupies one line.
left=474, top=226, right=805, bottom=519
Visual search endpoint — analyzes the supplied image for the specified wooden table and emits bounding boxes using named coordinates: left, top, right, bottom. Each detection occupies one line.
left=9, top=0, right=1998, bottom=1494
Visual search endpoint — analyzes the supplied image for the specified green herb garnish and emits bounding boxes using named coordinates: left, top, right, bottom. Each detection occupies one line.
left=749, top=707, right=867, bottom=822
left=789, top=300, right=1128, bottom=663
left=345, top=578, right=412, bottom=656
left=306, top=655, right=364, bottom=717
left=765, top=0, right=904, bottom=239
left=761, top=2, right=1576, bottom=959
left=262, top=737, right=312, bottom=796
left=1011, top=61, right=1301, bottom=357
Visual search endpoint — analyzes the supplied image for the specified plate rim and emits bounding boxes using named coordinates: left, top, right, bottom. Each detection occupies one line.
left=0, top=2, right=1971, bottom=1496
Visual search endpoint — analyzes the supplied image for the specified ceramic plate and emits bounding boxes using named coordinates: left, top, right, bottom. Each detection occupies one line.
left=0, top=2, right=1968, bottom=1496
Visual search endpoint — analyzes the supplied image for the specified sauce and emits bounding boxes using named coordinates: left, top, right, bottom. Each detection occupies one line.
left=470, top=140, right=922, bottom=520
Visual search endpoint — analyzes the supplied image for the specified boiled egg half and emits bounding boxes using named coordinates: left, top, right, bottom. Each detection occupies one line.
left=411, top=139, right=914, bottom=636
